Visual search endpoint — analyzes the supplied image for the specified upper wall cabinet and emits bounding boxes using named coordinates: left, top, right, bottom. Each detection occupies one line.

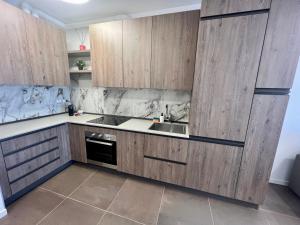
left=190, top=13, right=268, bottom=141
left=200, top=0, right=271, bottom=17
left=25, top=14, right=70, bottom=86
left=90, top=21, right=123, bottom=87
left=123, top=17, right=152, bottom=89
left=256, top=0, right=300, bottom=89
left=151, top=11, right=199, bottom=91
left=0, top=1, right=32, bottom=85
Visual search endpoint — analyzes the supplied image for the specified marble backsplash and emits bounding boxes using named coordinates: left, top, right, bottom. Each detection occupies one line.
left=0, top=85, right=70, bottom=124
left=71, top=87, right=191, bottom=122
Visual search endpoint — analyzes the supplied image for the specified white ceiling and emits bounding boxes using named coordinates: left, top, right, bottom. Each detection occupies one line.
left=7, top=0, right=201, bottom=28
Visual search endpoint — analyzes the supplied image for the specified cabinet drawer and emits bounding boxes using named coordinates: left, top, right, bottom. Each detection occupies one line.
left=1, top=127, right=58, bottom=156
left=144, top=135, right=189, bottom=163
left=10, top=158, right=61, bottom=194
left=7, top=149, right=60, bottom=183
left=185, top=141, right=242, bottom=198
left=4, top=137, right=59, bottom=169
left=144, top=157, right=186, bottom=185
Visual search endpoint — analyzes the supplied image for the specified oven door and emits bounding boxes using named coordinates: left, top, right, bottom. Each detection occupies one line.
left=86, top=138, right=117, bottom=166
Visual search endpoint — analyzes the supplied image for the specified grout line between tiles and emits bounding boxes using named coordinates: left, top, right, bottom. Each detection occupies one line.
left=68, top=171, right=96, bottom=197
left=208, top=198, right=215, bottom=225
left=155, top=186, right=165, bottom=225
left=259, top=208, right=300, bottom=221
left=35, top=171, right=95, bottom=225
left=106, top=178, right=127, bottom=211
left=96, top=212, right=106, bottom=225
left=38, top=187, right=67, bottom=198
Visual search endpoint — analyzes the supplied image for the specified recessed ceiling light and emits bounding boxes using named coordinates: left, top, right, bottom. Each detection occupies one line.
left=61, top=0, right=89, bottom=4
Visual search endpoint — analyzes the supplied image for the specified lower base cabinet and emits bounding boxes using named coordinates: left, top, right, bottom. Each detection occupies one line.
left=185, top=141, right=243, bottom=198
left=0, top=125, right=71, bottom=199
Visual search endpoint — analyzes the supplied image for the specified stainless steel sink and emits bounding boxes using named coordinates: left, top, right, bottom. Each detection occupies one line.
left=149, top=123, right=186, bottom=134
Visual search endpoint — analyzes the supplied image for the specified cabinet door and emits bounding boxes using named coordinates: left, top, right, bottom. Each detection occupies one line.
left=256, top=0, right=300, bottom=89
left=123, top=17, right=152, bottom=88
left=69, top=124, right=87, bottom=163
left=25, top=14, right=69, bottom=86
left=0, top=1, right=32, bottom=85
left=144, top=135, right=189, bottom=163
left=236, top=95, right=289, bottom=204
left=57, top=124, right=71, bottom=165
left=190, top=13, right=268, bottom=141
left=0, top=145, right=11, bottom=199
left=185, top=141, right=242, bottom=198
left=201, top=0, right=271, bottom=17
left=90, top=21, right=123, bottom=87
left=117, top=131, right=145, bottom=176
left=151, top=11, right=199, bottom=90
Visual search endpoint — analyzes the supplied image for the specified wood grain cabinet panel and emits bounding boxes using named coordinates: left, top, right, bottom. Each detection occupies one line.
left=57, top=124, right=71, bottom=164
left=151, top=11, right=199, bottom=90
left=200, top=0, right=271, bottom=17
left=256, top=0, right=300, bottom=88
left=144, top=158, right=186, bottom=186
left=144, top=135, right=189, bottom=163
left=0, top=0, right=32, bottom=85
left=235, top=95, right=289, bottom=204
left=185, top=141, right=243, bottom=198
left=189, top=13, right=268, bottom=141
left=123, top=17, right=152, bottom=88
left=0, top=146, right=11, bottom=199
left=117, top=131, right=145, bottom=176
left=90, top=21, right=123, bottom=87
left=68, top=124, right=87, bottom=163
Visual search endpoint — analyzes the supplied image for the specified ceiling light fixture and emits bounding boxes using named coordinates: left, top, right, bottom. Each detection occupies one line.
left=61, top=0, right=89, bottom=4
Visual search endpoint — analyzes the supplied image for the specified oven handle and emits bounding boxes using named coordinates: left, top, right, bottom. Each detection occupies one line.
left=86, top=138, right=113, bottom=146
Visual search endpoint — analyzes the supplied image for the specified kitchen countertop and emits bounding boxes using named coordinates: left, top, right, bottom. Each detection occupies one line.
left=0, top=113, right=189, bottom=141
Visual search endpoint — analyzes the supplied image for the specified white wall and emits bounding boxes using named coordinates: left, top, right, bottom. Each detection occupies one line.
left=66, top=28, right=90, bottom=51
left=0, top=187, right=7, bottom=219
left=270, top=58, right=300, bottom=186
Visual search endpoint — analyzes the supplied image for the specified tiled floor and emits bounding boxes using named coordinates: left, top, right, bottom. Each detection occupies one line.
left=1, top=164, right=300, bottom=225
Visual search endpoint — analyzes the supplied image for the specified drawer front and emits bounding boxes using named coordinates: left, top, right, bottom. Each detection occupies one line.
left=4, top=138, right=59, bottom=169
left=144, top=135, right=189, bottom=163
left=7, top=149, right=60, bottom=183
left=144, top=157, right=186, bottom=185
left=1, top=127, right=58, bottom=156
left=10, top=158, right=61, bottom=194
left=185, top=141, right=242, bottom=198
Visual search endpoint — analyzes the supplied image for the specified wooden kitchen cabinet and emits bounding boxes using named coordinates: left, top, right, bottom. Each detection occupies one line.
left=24, top=14, right=69, bottom=86
left=189, top=13, right=268, bottom=141
left=236, top=95, right=289, bottom=204
left=185, top=141, right=243, bottom=198
left=68, top=124, right=87, bottom=163
left=0, top=0, right=32, bottom=85
left=90, top=21, right=123, bottom=87
left=144, top=135, right=189, bottom=163
left=200, top=0, right=271, bottom=17
left=150, top=11, right=199, bottom=91
left=123, top=17, right=152, bottom=88
left=256, top=0, right=300, bottom=89
left=0, top=125, right=70, bottom=196
left=0, top=145, right=11, bottom=199
left=117, top=131, right=145, bottom=176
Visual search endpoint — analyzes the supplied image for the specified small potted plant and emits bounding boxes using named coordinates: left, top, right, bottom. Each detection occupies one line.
left=76, top=60, right=86, bottom=71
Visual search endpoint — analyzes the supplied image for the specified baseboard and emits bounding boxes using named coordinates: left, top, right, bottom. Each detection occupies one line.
left=0, top=209, right=7, bottom=219
left=269, top=178, right=289, bottom=186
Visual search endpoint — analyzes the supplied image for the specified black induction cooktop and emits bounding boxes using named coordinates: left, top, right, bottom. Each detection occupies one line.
left=87, top=115, right=130, bottom=126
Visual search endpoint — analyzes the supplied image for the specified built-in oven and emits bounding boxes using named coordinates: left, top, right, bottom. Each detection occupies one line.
left=85, top=131, right=117, bottom=169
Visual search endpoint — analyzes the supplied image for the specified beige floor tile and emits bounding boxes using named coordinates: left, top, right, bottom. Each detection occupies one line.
left=41, top=164, right=94, bottom=196
left=0, top=189, right=64, bottom=225
left=210, top=198, right=269, bottom=225
left=99, top=213, right=141, bottom=225
left=70, top=170, right=126, bottom=209
left=262, top=184, right=300, bottom=218
left=39, top=198, right=104, bottom=225
left=264, top=211, right=300, bottom=225
left=157, top=187, right=213, bottom=225
left=108, top=178, right=164, bottom=225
